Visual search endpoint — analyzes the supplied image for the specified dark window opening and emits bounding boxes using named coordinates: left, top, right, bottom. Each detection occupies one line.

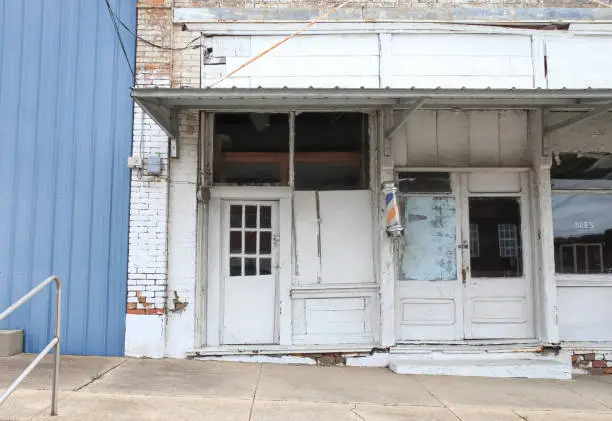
left=397, top=172, right=452, bottom=194
left=469, top=197, right=523, bottom=278
left=551, top=152, right=612, bottom=189
left=294, top=112, right=369, bottom=190
left=213, top=113, right=289, bottom=185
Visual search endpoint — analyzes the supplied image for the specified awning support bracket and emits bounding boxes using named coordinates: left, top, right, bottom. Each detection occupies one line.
left=384, top=98, right=425, bottom=141
left=544, top=101, right=612, bottom=135
left=170, top=110, right=179, bottom=158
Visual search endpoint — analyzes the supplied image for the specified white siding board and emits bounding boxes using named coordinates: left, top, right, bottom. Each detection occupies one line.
left=318, top=191, right=374, bottom=284
left=390, top=34, right=533, bottom=89
left=499, top=110, right=529, bottom=166
left=206, top=76, right=251, bottom=88
left=390, top=34, right=532, bottom=56
left=390, top=56, right=533, bottom=77
left=211, top=36, right=251, bottom=57
left=249, top=34, right=379, bottom=57
left=293, top=191, right=320, bottom=285
left=469, top=111, right=501, bottom=166
left=437, top=110, right=470, bottom=167
left=249, top=76, right=379, bottom=89
left=224, top=56, right=379, bottom=77
left=546, top=37, right=612, bottom=89
left=391, top=75, right=533, bottom=89
left=405, top=110, right=438, bottom=167
left=305, top=297, right=365, bottom=311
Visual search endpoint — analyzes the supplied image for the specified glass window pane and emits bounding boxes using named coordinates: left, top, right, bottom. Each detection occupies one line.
left=229, top=231, right=242, bottom=254
left=469, top=198, right=522, bottom=278
left=260, top=206, right=271, bottom=229
left=398, top=172, right=451, bottom=194
left=259, top=231, right=272, bottom=254
left=245, top=231, right=257, bottom=254
left=245, top=258, right=257, bottom=276
left=230, top=205, right=242, bottom=228
left=229, top=257, right=242, bottom=276
left=260, top=258, right=272, bottom=275
left=553, top=193, right=612, bottom=274
left=398, top=196, right=457, bottom=281
left=245, top=206, right=257, bottom=228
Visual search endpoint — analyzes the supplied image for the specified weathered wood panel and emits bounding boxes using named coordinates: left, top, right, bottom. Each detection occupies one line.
left=392, top=110, right=530, bottom=167
left=293, top=191, right=320, bottom=285
left=292, top=295, right=375, bottom=344
left=205, top=34, right=379, bottom=88
left=318, top=191, right=374, bottom=284
left=469, top=111, right=501, bottom=167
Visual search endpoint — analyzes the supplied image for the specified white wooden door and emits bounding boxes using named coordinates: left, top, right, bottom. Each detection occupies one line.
left=396, top=173, right=464, bottom=341
left=396, top=171, right=535, bottom=342
left=460, top=172, right=535, bottom=339
left=221, top=201, right=278, bottom=345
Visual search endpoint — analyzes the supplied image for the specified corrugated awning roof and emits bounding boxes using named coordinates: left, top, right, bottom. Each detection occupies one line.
left=132, top=87, right=612, bottom=138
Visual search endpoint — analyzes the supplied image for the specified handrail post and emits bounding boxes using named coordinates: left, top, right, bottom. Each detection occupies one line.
left=0, top=275, right=61, bottom=416
left=51, top=276, right=61, bottom=416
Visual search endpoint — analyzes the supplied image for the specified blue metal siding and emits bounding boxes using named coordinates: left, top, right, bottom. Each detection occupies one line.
left=0, top=0, right=136, bottom=356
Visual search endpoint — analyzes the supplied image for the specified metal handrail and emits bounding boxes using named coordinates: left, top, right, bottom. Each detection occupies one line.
left=0, top=275, right=61, bottom=416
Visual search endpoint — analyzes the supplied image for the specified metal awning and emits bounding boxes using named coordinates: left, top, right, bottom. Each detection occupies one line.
left=132, top=87, right=612, bottom=139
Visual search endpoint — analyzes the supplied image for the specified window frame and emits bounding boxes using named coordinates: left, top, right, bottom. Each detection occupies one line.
left=551, top=173, right=612, bottom=286
left=209, top=110, right=372, bottom=191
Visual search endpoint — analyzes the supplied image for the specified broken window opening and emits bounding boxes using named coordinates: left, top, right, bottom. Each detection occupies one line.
left=213, top=113, right=290, bottom=185
left=293, top=112, right=369, bottom=191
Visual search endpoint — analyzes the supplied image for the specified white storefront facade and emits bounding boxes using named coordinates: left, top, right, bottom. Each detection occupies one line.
left=127, top=9, right=612, bottom=378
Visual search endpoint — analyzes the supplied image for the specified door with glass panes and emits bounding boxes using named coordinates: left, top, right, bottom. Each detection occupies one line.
left=222, top=201, right=278, bottom=344
left=396, top=171, right=534, bottom=341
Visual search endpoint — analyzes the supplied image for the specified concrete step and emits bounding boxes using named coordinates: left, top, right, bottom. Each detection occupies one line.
left=389, top=353, right=571, bottom=379
left=0, top=330, right=24, bottom=357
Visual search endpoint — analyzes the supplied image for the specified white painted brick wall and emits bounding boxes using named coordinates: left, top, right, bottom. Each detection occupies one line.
left=127, top=106, right=170, bottom=314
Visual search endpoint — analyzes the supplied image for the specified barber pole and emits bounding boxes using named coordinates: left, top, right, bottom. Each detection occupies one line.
left=382, top=182, right=403, bottom=237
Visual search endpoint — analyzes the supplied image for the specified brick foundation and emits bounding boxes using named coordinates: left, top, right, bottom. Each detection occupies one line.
left=572, top=351, right=612, bottom=375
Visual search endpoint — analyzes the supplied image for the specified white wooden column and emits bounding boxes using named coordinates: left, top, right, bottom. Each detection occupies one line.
left=379, top=107, right=396, bottom=346
left=530, top=109, right=560, bottom=344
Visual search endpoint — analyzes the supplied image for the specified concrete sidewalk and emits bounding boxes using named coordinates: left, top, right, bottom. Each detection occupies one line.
left=2, top=355, right=612, bottom=421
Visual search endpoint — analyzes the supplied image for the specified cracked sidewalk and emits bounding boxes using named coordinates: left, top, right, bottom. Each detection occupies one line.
left=2, top=355, right=612, bottom=420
